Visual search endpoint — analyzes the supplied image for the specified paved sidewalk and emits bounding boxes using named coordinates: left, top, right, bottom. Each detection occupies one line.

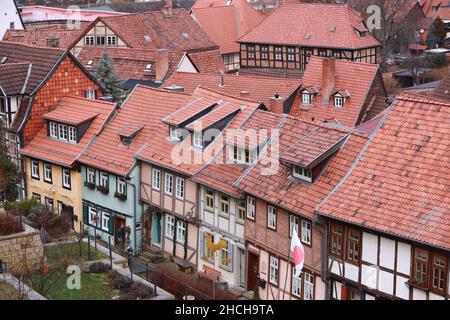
left=1, top=273, right=46, bottom=300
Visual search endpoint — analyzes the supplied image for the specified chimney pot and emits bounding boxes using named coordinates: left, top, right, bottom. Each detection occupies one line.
left=269, top=95, right=285, bottom=114
left=240, top=90, right=250, bottom=97
left=321, top=57, right=336, bottom=105
left=155, top=49, right=169, bottom=83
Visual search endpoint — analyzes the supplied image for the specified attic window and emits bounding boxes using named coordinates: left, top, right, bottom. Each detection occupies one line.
left=358, top=31, right=366, bottom=37
left=193, top=131, right=203, bottom=148
left=86, top=60, right=94, bottom=67
left=226, top=0, right=232, bottom=5
left=144, top=63, right=153, bottom=74
left=232, top=145, right=257, bottom=165
left=304, top=34, right=311, bottom=40
left=143, top=35, right=151, bottom=42
left=181, top=32, right=189, bottom=40
left=302, top=92, right=311, bottom=105
left=334, top=95, right=344, bottom=108
left=293, top=166, right=312, bottom=182
left=169, top=126, right=180, bottom=141
left=0, top=57, right=7, bottom=64
left=330, top=26, right=336, bottom=32
left=121, top=137, right=132, bottom=145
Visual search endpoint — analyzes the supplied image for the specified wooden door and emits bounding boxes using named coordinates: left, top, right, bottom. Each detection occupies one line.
left=247, top=252, right=259, bottom=291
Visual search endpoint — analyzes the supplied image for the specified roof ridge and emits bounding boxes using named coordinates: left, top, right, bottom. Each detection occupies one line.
left=0, top=40, right=65, bottom=52
left=170, top=71, right=302, bottom=82
left=61, top=95, right=117, bottom=106
left=397, top=92, right=450, bottom=106
left=196, top=85, right=261, bottom=104
left=135, top=83, right=191, bottom=96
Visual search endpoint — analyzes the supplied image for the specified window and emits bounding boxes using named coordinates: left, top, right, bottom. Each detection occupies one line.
left=85, top=89, right=96, bottom=99
left=301, top=220, right=311, bottom=245
left=247, top=196, right=255, bottom=220
left=10, top=22, right=15, bottom=30
left=293, top=166, right=312, bottom=182
left=58, top=124, right=68, bottom=141
left=287, top=47, right=295, bottom=61
left=166, top=215, right=175, bottom=239
left=88, top=207, right=97, bottom=225
left=292, top=270, right=302, bottom=297
left=44, top=163, right=52, bottom=183
left=165, top=173, right=173, bottom=195
left=290, top=215, right=299, bottom=238
left=87, top=168, right=95, bottom=184
left=145, top=63, right=152, bottom=71
left=220, top=195, right=229, bottom=216
left=261, top=45, right=269, bottom=60
left=205, top=188, right=214, bottom=210
left=96, top=36, right=105, bottom=45
left=68, top=126, right=77, bottom=143
left=49, top=122, right=58, bottom=138
left=31, top=160, right=39, bottom=179
left=107, top=35, right=116, bottom=46
left=267, top=205, right=277, bottom=230
left=117, top=178, right=126, bottom=195
left=86, top=59, right=94, bottom=67
left=303, top=272, right=314, bottom=300
left=152, top=169, right=161, bottom=190
left=101, top=213, right=110, bottom=231
left=175, top=177, right=184, bottom=199
left=334, top=96, right=343, bottom=108
left=233, top=146, right=256, bottom=165
left=32, top=193, right=41, bottom=202
left=237, top=199, right=245, bottom=223
left=274, top=46, right=282, bottom=61
left=414, top=248, right=429, bottom=286
left=269, top=256, right=279, bottom=285
left=247, top=45, right=255, bottom=59
left=346, top=228, right=361, bottom=263
left=99, top=172, right=108, bottom=188
left=193, top=131, right=202, bottom=148
left=330, top=223, right=343, bottom=258
left=220, top=240, right=231, bottom=268
left=176, top=220, right=186, bottom=244
left=203, top=233, right=214, bottom=260
left=431, top=253, right=446, bottom=293
left=62, top=168, right=71, bottom=189
left=301, top=93, right=311, bottom=105
left=44, top=197, right=54, bottom=210
left=84, top=36, right=94, bottom=45
left=169, top=126, right=179, bottom=141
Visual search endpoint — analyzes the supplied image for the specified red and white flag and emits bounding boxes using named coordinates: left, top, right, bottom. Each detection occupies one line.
left=290, top=226, right=304, bottom=277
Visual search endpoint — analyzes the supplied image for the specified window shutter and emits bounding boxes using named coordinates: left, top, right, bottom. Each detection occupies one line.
left=227, top=243, right=234, bottom=272
left=108, top=213, right=115, bottom=234
left=199, top=230, right=205, bottom=258
left=82, top=203, right=88, bottom=223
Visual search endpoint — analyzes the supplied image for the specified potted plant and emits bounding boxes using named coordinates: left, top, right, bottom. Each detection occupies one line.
left=84, top=181, right=95, bottom=189
left=97, top=185, right=109, bottom=194
left=114, top=192, right=127, bottom=201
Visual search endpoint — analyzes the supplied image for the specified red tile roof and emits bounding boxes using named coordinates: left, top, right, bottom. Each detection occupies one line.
left=317, top=94, right=450, bottom=251
left=76, top=47, right=183, bottom=82
left=235, top=111, right=368, bottom=219
left=191, top=0, right=265, bottom=54
left=163, top=71, right=300, bottom=106
left=185, top=102, right=243, bottom=131
left=20, top=96, right=116, bottom=167
left=238, top=67, right=304, bottom=79
left=43, top=107, right=99, bottom=126
left=432, top=71, right=450, bottom=102
left=238, top=3, right=381, bottom=50
left=290, top=56, right=382, bottom=128
left=186, top=49, right=226, bottom=73
left=77, top=85, right=190, bottom=176
left=0, top=62, right=30, bottom=96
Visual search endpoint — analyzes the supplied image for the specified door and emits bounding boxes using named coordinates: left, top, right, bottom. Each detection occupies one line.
left=239, top=248, right=246, bottom=288
left=247, top=252, right=259, bottom=291
left=151, top=212, right=162, bottom=248
left=114, top=215, right=126, bottom=243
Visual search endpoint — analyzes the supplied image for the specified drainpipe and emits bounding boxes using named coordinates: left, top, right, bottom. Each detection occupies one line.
left=313, top=214, right=331, bottom=300
left=128, top=181, right=138, bottom=255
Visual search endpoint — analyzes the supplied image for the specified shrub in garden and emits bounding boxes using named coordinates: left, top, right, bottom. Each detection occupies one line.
left=89, top=262, right=110, bottom=273
left=0, top=214, right=22, bottom=236
left=120, top=282, right=154, bottom=300
left=108, top=272, right=133, bottom=290
left=28, top=205, right=72, bottom=238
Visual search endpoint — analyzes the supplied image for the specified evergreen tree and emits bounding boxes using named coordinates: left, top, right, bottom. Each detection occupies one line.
left=94, top=49, right=123, bottom=100
left=0, top=120, right=18, bottom=202
left=426, top=17, right=447, bottom=48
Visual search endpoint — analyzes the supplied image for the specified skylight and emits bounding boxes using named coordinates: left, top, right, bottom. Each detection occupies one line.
left=0, top=57, right=7, bottom=64
left=330, top=26, right=336, bottom=32
left=181, top=32, right=189, bottom=40
left=86, top=60, right=94, bottom=67
left=143, top=35, right=151, bottom=42
left=304, top=34, right=311, bottom=40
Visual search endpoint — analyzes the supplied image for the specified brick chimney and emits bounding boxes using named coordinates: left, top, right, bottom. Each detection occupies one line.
left=321, top=57, right=336, bottom=105
left=155, top=49, right=169, bottom=83
left=162, top=0, right=173, bottom=18
left=269, top=93, right=285, bottom=114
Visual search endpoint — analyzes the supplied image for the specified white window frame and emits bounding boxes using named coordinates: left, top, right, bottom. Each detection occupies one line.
left=101, top=212, right=110, bottom=231
left=88, top=207, right=97, bottom=225
left=62, top=169, right=71, bottom=188
left=100, top=172, right=108, bottom=188
left=165, top=173, right=173, bottom=195
left=118, top=178, right=126, bottom=195
left=219, top=195, right=229, bottom=216
left=247, top=196, right=255, bottom=220
left=292, top=270, right=302, bottom=297
left=68, top=126, right=77, bottom=143
left=84, top=36, right=94, bottom=45
left=31, top=160, right=39, bottom=179
left=303, top=272, right=314, bottom=300
left=87, top=168, right=95, bottom=184
left=49, top=122, right=58, bottom=138
left=165, top=215, right=175, bottom=239
left=301, top=220, right=312, bottom=245
left=334, top=95, right=344, bottom=108
left=267, top=205, right=277, bottom=230
left=152, top=168, right=161, bottom=190
left=107, top=35, right=116, bottom=46
left=237, top=199, right=245, bottom=223
left=290, top=214, right=299, bottom=238
left=176, top=220, right=186, bottom=244
left=302, top=92, right=311, bottom=104
left=44, top=163, right=52, bottom=182
left=193, top=131, right=203, bottom=148
left=205, top=188, right=214, bottom=211
left=85, top=89, right=96, bottom=99
left=219, top=240, right=230, bottom=268
left=45, top=197, right=53, bottom=209
left=269, top=256, right=279, bottom=285
left=58, top=123, right=68, bottom=141
left=175, top=177, right=184, bottom=199
left=293, top=166, right=312, bottom=182
left=169, top=126, right=179, bottom=141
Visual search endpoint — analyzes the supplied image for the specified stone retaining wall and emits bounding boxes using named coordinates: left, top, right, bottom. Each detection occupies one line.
left=0, top=225, right=44, bottom=274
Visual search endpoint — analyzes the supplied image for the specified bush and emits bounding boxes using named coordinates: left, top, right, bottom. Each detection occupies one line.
left=46, top=214, right=72, bottom=238
left=108, top=272, right=133, bottom=291
left=120, top=282, right=154, bottom=300
left=28, top=206, right=72, bottom=238
left=5, top=198, right=39, bottom=217
left=0, top=214, right=22, bottom=236
left=89, top=262, right=110, bottom=273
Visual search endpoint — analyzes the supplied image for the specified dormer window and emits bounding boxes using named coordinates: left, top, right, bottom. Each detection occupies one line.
left=358, top=31, right=366, bottom=37
left=334, top=95, right=344, bottom=108
left=50, top=121, right=77, bottom=143
left=84, top=36, right=94, bottom=45
left=68, top=126, right=77, bottom=143
left=293, top=165, right=312, bottom=182
left=302, top=92, right=311, bottom=105
left=121, top=137, right=131, bottom=145
left=49, top=122, right=58, bottom=138
left=169, top=126, right=180, bottom=141
left=86, top=60, right=94, bottom=67
left=193, top=131, right=203, bottom=148
left=107, top=36, right=116, bottom=46
left=232, top=145, right=257, bottom=165
left=144, top=63, right=152, bottom=75
left=0, top=57, right=7, bottom=64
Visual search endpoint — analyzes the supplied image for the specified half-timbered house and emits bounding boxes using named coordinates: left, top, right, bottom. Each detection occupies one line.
left=316, top=94, right=450, bottom=300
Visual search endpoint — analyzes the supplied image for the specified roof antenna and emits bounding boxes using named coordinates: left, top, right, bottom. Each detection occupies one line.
left=220, top=70, right=225, bottom=87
